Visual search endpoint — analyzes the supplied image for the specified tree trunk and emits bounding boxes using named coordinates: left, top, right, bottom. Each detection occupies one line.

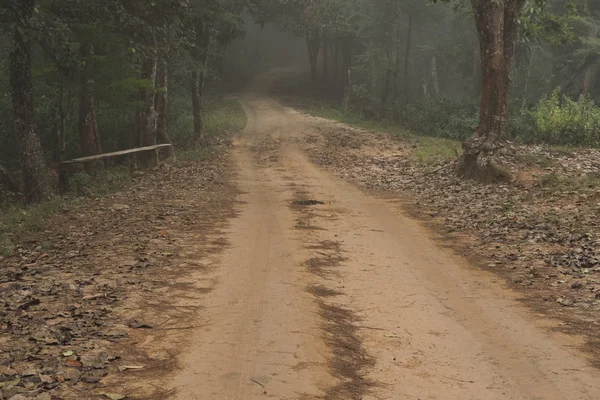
left=431, top=55, right=440, bottom=97
left=341, top=38, right=352, bottom=103
left=192, top=22, right=211, bottom=145
left=472, top=45, right=481, bottom=96
left=380, top=59, right=392, bottom=117
left=402, top=14, right=413, bottom=111
left=391, top=24, right=403, bottom=121
left=78, top=41, right=103, bottom=172
left=333, top=44, right=340, bottom=85
left=581, top=63, right=599, bottom=99
left=306, top=30, right=321, bottom=82
left=155, top=28, right=175, bottom=161
left=9, top=0, right=50, bottom=202
left=323, top=40, right=329, bottom=80
left=521, top=51, right=534, bottom=110
left=53, top=76, right=69, bottom=193
left=53, top=77, right=66, bottom=164
left=344, top=68, right=352, bottom=112
left=580, top=17, right=599, bottom=99
left=136, top=49, right=159, bottom=168
left=192, top=69, right=204, bottom=144
left=457, top=0, right=525, bottom=184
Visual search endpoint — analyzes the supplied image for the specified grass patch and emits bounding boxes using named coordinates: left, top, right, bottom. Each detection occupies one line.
left=0, top=198, right=63, bottom=256
left=204, top=98, right=247, bottom=136
left=411, top=136, right=461, bottom=164
left=176, top=98, right=246, bottom=162
left=0, top=167, right=130, bottom=256
left=307, top=104, right=461, bottom=164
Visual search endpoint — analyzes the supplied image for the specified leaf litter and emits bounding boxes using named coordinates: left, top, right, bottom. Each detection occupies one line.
left=0, top=136, right=238, bottom=399
left=302, top=114, right=600, bottom=363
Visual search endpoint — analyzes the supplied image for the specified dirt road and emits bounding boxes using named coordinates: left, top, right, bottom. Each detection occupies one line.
left=172, top=71, right=600, bottom=399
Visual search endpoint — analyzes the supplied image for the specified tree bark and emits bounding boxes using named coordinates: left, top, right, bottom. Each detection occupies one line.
left=457, top=0, right=525, bottom=184
left=322, top=40, right=329, bottom=80
left=9, top=0, right=50, bottom=202
left=581, top=63, right=599, bottom=98
left=333, top=44, right=340, bottom=85
left=391, top=22, right=403, bottom=121
left=191, top=69, right=204, bottom=144
left=402, top=14, right=413, bottom=110
left=472, top=45, right=481, bottom=96
left=341, top=38, right=352, bottom=101
left=78, top=41, right=103, bottom=172
left=53, top=77, right=66, bottom=164
left=344, top=68, right=352, bottom=112
left=136, top=48, right=159, bottom=168
left=431, top=55, right=440, bottom=97
left=192, top=21, right=211, bottom=145
left=306, top=30, right=321, bottom=82
left=155, top=28, right=175, bottom=161
left=521, top=51, right=534, bottom=110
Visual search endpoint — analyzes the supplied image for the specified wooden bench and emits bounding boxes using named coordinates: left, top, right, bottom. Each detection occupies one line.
left=59, top=144, right=173, bottom=194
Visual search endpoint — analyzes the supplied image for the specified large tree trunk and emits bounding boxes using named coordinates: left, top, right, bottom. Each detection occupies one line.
left=306, top=30, right=321, bottom=82
left=155, top=28, right=175, bottom=161
left=78, top=42, right=103, bottom=172
left=9, top=0, right=50, bottom=202
left=457, top=0, right=525, bottom=183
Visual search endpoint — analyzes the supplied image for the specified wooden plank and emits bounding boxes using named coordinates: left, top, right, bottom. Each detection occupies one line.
left=61, top=144, right=172, bottom=165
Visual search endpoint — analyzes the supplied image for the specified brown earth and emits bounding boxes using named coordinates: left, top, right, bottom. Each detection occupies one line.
left=2, top=69, right=600, bottom=400
left=171, top=71, right=600, bottom=399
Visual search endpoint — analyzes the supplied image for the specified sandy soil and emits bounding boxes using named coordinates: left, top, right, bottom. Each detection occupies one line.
left=168, top=70, right=600, bottom=399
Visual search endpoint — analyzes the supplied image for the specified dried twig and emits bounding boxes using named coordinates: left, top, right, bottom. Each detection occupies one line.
left=250, top=379, right=267, bottom=394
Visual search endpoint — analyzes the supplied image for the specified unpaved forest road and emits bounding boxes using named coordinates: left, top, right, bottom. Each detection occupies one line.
left=172, top=71, right=600, bottom=400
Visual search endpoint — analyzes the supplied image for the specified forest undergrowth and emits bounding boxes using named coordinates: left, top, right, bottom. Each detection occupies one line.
left=0, top=98, right=245, bottom=257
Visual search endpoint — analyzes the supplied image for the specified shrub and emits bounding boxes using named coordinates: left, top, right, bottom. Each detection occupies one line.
left=522, top=90, right=600, bottom=147
left=405, top=96, right=479, bottom=141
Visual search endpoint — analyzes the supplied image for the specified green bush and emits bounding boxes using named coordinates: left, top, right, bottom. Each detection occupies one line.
left=405, top=96, right=479, bottom=141
left=521, top=90, right=600, bottom=146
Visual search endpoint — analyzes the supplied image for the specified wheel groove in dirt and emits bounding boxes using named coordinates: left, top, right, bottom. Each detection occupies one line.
left=291, top=191, right=377, bottom=400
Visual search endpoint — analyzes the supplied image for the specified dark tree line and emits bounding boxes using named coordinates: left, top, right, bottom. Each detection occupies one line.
left=1, top=0, right=596, bottom=203
left=0, top=0, right=244, bottom=202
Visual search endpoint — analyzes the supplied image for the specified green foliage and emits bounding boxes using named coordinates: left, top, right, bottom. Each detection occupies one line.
left=0, top=198, right=63, bottom=257
left=306, top=102, right=462, bottom=164
left=172, top=97, right=247, bottom=149
left=70, top=172, right=94, bottom=196
left=522, top=90, right=600, bottom=146
left=405, top=96, right=479, bottom=141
